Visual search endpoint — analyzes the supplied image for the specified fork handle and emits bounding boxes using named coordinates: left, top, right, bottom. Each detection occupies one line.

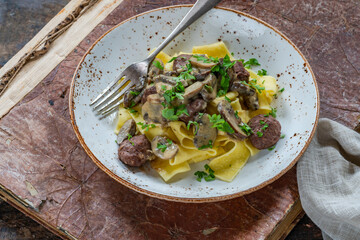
left=147, top=0, right=222, bottom=62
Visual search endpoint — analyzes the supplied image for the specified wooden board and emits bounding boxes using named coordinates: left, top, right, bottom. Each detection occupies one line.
left=0, top=0, right=359, bottom=239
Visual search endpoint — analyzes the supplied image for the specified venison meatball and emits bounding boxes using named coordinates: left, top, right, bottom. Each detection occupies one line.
left=118, top=135, right=155, bottom=167
left=248, top=115, right=281, bottom=150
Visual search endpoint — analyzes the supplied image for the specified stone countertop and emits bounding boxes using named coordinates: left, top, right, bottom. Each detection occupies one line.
left=1, top=0, right=358, bottom=239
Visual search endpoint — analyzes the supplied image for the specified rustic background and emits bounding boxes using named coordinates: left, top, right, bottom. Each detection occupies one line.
left=1, top=0, right=359, bottom=239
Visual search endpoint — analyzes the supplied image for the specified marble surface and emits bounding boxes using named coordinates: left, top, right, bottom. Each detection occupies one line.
left=1, top=0, right=359, bottom=239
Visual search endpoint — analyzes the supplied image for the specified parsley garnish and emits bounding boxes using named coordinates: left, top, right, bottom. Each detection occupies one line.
left=137, top=122, right=156, bottom=131
left=211, top=54, right=235, bottom=96
left=198, top=140, right=213, bottom=150
left=167, top=139, right=173, bottom=145
left=279, top=88, right=285, bottom=92
left=241, top=79, right=265, bottom=94
left=257, top=131, right=263, bottom=137
left=234, top=110, right=239, bottom=119
left=127, top=134, right=134, bottom=145
left=260, top=120, right=265, bottom=125
left=264, top=107, right=277, bottom=118
left=239, top=123, right=253, bottom=136
left=261, top=123, right=269, bottom=131
left=243, top=58, right=260, bottom=68
left=224, top=96, right=231, bottom=103
left=257, top=69, right=267, bottom=76
left=168, top=57, right=177, bottom=63
left=194, top=164, right=216, bottom=182
left=162, top=105, right=188, bottom=121
left=208, top=114, right=235, bottom=134
left=128, top=108, right=138, bottom=114
left=280, top=134, right=285, bottom=139
left=157, top=143, right=167, bottom=152
left=115, top=140, right=118, bottom=144
left=204, top=84, right=213, bottom=92
left=193, top=55, right=212, bottom=63
left=129, top=101, right=136, bottom=108
left=153, top=60, right=164, bottom=70
left=187, top=121, right=199, bottom=134
left=268, top=145, right=276, bottom=151
left=130, top=91, right=140, bottom=96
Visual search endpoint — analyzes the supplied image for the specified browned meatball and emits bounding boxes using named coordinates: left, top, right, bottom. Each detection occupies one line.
left=178, top=99, right=207, bottom=124
left=118, top=135, right=155, bottom=167
left=141, top=85, right=157, bottom=104
left=248, top=115, right=281, bottom=150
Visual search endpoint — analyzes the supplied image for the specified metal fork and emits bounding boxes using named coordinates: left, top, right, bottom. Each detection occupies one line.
left=90, top=0, right=222, bottom=116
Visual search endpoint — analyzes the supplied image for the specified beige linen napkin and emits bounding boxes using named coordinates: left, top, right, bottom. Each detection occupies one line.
left=297, top=118, right=360, bottom=240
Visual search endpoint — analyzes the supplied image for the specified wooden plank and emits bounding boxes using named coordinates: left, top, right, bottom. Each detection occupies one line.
left=0, top=0, right=124, bottom=118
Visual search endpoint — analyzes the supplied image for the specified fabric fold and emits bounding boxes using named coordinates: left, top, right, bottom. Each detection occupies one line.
left=297, top=118, right=360, bottom=240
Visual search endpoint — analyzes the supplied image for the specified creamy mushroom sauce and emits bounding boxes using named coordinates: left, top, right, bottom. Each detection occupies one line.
left=115, top=43, right=283, bottom=182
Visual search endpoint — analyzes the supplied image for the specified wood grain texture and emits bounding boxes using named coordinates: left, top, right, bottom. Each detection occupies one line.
left=0, top=0, right=359, bottom=239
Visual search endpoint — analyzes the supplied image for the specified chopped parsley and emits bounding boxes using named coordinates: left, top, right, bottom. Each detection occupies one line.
left=261, top=123, right=269, bottom=131
left=243, top=58, right=260, bottom=68
left=241, top=79, right=265, bottom=94
left=234, top=110, right=239, bottom=119
left=211, top=54, right=235, bottom=96
left=264, top=107, right=277, bottom=118
left=167, top=139, right=173, bottom=145
left=256, top=131, right=263, bottom=137
left=115, top=140, right=118, bottom=144
left=239, top=123, right=253, bottom=136
left=157, top=143, right=167, bottom=152
left=224, top=96, right=231, bottom=103
left=137, top=122, right=156, bottom=131
left=129, top=101, right=136, bottom=108
left=187, top=121, right=199, bottom=134
left=204, top=84, right=213, bottom=92
left=198, top=140, right=213, bottom=150
left=208, top=114, right=235, bottom=134
left=194, top=164, right=216, bottom=182
left=130, top=91, right=140, bottom=96
left=167, top=56, right=177, bottom=63
left=280, top=134, right=285, bottom=139
left=127, top=133, right=134, bottom=146
left=268, top=145, right=276, bottom=151
left=162, top=105, right=189, bottom=121
left=153, top=60, right=164, bottom=70
left=279, top=88, right=285, bottom=92
left=257, top=69, right=267, bottom=76
left=128, top=108, right=138, bottom=114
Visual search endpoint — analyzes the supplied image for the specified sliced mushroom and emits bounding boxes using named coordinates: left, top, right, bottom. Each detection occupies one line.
left=190, top=56, right=218, bottom=69
left=117, top=119, right=136, bottom=144
left=155, top=82, right=173, bottom=95
left=153, top=74, right=187, bottom=87
left=244, top=93, right=259, bottom=111
left=230, top=81, right=255, bottom=96
left=173, top=54, right=192, bottom=73
left=142, top=94, right=167, bottom=124
left=123, top=85, right=145, bottom=108
left=148, top=58, right=164, bottom=78
left=183, top=81, right=205, bottom=100
left=193, top=113, right=217, bottom=149
left=151, top=136, right=179, bottom=160
left=178, top=98, right=207, bottom=124
left=164, top=71, right=178, bottom=77
left=191, top=67, right=212, bottom=81
left=141, top=85, right=157, bottom=104
left=200, top=73, right=218, bottom=101
left=217, top=100, right=248, bottom=140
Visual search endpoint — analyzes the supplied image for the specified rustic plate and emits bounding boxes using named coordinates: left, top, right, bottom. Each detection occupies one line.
left=70, top=5, right=319, bottom=202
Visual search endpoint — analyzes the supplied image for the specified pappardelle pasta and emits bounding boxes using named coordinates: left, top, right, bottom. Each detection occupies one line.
left=115, top=42, right=283, bottom=182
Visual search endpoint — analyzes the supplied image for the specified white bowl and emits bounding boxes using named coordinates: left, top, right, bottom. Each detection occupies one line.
left=70, top=5, right=319, bottom=202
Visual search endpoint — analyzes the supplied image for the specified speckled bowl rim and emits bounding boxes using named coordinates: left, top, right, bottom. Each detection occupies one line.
left=69, top=5, right=320, bottom=203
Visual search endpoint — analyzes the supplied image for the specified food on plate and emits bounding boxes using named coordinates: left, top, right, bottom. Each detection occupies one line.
left=115, top=41, right=283, bottom=182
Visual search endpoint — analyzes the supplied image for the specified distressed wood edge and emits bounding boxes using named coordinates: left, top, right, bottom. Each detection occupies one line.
left=266, top=198, right=304, bottom=240
left=0, top=0, right=84, bottom=77
left=0, top=184, right=75, bottom=240
left=0, top=0, right=125, bottom=119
